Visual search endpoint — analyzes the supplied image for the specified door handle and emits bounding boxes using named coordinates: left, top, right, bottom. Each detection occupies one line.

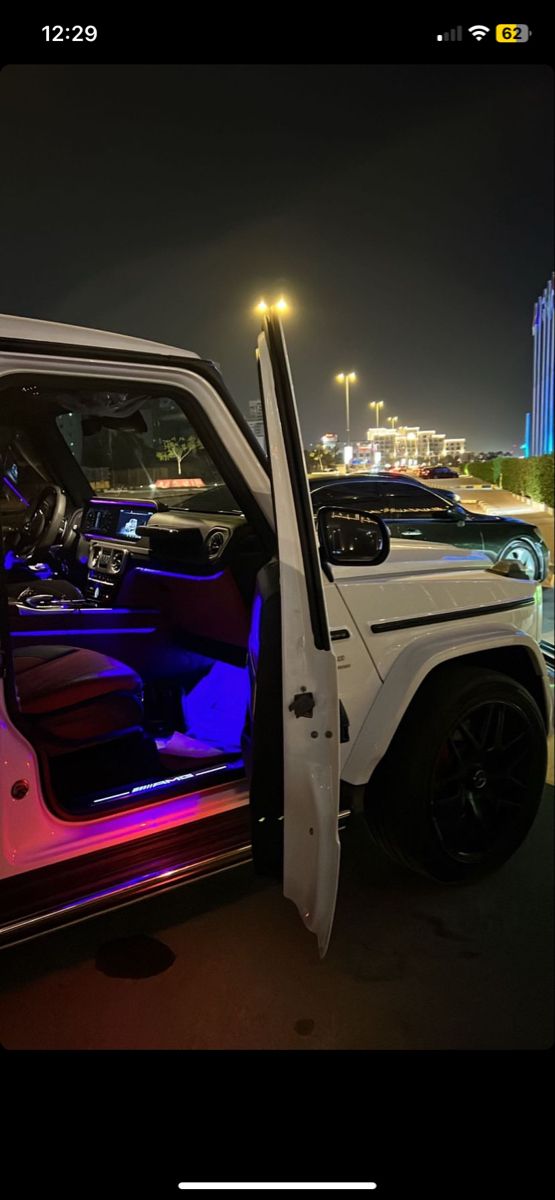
left=401, top=528, right=422, bottom=536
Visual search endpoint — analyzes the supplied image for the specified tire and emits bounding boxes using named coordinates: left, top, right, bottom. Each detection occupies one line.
left=499, top=539, right=542, bottom=581
left=364, top=665, right=547, bottom=883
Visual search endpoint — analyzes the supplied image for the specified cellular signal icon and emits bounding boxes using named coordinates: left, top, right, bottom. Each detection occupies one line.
left=437, top=26, right=462, bottom=40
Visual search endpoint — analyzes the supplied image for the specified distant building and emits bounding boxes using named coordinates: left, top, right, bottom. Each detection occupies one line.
left=321, top=432, right=338, bottom=449
left=444, top=437, right=466, bottom=459
left=362, top=424, right=466, bottom=467
left=530, top=274, right=554, bottom=456
left=247, top=398, right=265, bottom=449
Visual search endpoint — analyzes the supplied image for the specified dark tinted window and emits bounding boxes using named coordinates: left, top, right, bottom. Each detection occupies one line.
left=379, top=485, right=451, bottom=517
left=310, top=484, right=384, bottom=514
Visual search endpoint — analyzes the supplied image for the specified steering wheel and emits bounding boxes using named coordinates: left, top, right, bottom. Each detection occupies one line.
left=16, top=485, right=67, bottom=559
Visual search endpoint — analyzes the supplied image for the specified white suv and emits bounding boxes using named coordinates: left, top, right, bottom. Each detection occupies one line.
left=0, top=309, right=551, bottom=955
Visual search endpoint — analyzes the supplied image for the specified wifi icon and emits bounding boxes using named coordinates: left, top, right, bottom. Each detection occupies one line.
left=468, top=24, right=490, bottom=40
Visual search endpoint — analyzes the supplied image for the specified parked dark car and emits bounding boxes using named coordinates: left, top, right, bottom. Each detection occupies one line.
left=307, top=475, right=549, bottom=581
left=419, top=465, right=459, bottom=479
left=174, top=473, right=549, bottom=580
left=311, top=471, right=463, bottom=503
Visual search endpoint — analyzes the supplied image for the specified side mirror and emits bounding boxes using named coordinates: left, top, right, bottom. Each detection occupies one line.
left=445, top=505, right=466, bottom=525
left=317, top=506, right=390, bottom=567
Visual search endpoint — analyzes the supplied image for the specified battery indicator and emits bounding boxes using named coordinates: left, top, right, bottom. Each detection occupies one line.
left=496, top=24, right=530, bottom=41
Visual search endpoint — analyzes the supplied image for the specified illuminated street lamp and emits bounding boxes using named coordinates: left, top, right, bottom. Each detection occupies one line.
left=369, top=400, right=385, bottom=428
left=254, top=296, right=290, bottom=316
left=335, top=371, right=357, bottom=450
left=387, top=415, right=398, bottom=429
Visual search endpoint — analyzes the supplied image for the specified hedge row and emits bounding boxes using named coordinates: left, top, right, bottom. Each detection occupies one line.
left=464, top=454, right=554, bottom=507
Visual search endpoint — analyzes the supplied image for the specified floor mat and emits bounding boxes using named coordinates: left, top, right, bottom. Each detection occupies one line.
left=156, top=731, right=226, bottom=759
left=181, top=660, right=249, bottom=753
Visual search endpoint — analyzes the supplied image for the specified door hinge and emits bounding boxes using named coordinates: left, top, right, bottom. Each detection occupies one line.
left=289, top=691, right=316, bottom=718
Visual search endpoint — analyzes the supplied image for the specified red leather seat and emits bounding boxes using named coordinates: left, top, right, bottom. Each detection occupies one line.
left=13, top=645, right=144, bottom=749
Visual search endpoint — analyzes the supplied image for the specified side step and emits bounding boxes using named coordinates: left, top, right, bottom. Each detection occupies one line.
left=0, top=807, right=251, bottom=950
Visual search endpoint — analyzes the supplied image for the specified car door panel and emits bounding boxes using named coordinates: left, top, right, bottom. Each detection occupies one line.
left=257, top=314, right=340, bottom=957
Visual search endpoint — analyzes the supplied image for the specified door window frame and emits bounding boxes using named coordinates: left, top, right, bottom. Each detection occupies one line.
left=0, top=364, right=275, bottom=554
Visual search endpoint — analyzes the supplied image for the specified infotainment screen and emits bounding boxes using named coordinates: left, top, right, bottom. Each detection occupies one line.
left=116, top=509, right=151, bottom=540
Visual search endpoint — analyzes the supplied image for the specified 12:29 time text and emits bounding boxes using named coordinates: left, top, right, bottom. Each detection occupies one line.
left=42, top=25, right=97, bottom=41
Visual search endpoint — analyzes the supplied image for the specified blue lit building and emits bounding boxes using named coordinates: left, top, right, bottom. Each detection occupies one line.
left=530, top=274, right=554, bottom=456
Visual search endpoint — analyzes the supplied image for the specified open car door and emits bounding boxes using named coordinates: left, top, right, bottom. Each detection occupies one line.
left=257, top=311, right=340, bottom=956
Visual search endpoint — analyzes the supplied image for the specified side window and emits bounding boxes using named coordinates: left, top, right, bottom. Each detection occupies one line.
left=380, top=487, right=450, bottom=518
left=313, top=487, right=384, bottom=514
left=56, top=394, right=232, bottom=508
left=310, top=489, right=337, bottom=508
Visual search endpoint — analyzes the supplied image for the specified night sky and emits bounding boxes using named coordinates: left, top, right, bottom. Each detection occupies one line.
left=0, top=64, right=552, bottom=450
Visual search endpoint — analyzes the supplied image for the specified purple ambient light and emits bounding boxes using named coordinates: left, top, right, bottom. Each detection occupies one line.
left=92, top=759, right=244, bottom=804
left=11, top=628, right=157, bottom=637
left=135, top=567, right=224, bottom=582
left=2, top=474, right=29, bottom=506
left=89, top=498, right=157, bottom=507
left=15, top=606, right=158, bottom=616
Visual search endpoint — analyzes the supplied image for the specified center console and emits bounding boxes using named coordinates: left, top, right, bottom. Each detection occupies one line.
left=86, top=543, right=129, bottom=602
left=82, top=499, right=157, bottom=603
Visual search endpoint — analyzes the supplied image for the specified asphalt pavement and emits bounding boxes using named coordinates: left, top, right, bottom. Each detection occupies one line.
left=0, top=769, right=552, bottom=1050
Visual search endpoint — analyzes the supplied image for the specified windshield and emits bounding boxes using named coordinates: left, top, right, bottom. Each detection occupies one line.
left=56, top=394, right=242, bottom=513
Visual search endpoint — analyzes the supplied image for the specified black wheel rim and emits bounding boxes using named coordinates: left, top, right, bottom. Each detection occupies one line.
left=430, top=700, right=535, bottom=863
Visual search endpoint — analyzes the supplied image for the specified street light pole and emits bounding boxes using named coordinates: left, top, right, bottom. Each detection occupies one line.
left=335, top=371, right=357, bottom=450
left=369, top=400, right=384, bottom=428
left=345, top=375, right=350, bottom=446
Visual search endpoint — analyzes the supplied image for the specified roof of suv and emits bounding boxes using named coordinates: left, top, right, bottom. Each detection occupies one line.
left=0, top=313, right=199, bottom=361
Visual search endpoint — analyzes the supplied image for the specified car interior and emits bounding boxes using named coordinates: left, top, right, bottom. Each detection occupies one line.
left=0, top=379, right=279, bottom=820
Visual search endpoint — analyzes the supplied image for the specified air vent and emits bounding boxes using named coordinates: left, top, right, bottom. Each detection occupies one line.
left=206, top=530, right=227, bottom=559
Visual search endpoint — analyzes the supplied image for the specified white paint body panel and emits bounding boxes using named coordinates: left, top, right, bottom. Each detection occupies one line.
left=0, top=312, right=199, bottom=359
left=342, top=626, right=550, bottom=786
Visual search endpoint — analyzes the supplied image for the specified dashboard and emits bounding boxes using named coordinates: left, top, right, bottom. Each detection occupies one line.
left=81, top=498, right=250, bottom=603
